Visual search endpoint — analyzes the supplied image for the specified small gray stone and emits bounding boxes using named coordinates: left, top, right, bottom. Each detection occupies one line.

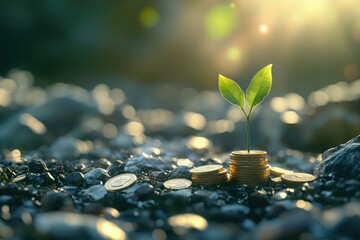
left=28, top=159, right=48, bottom=173
left=84, top=168, right=110, bottom=185
left=41, top=192, right=74, bottom=212
left=82, top=185, right=107, bottom=201
left=168, top=166, right=191, bottom=179
left=39, top=172, right=55, bottom=185
left=65, top=172, right=85, bottom=186
left=134, top=184, right=156, bottom=201
left=124, top=154, right=172, bottom=173
left=220, top=204, right=250, bottom=220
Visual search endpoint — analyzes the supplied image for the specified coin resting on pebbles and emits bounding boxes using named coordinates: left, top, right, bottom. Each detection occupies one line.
left=104, top=173, right=137, bottom=192
left=270, top=166, right=294, bottom=177
left=164, top=179, right=192, bottom=190
left=281, top=173, right=316, bottom=183
left=190, top=164, right=223, bottom=174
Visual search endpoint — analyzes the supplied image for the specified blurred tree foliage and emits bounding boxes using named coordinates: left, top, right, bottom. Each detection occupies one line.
left=0, top=0, right=359, bottom=95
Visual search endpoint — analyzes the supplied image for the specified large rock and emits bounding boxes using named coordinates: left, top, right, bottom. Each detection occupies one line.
left=34, top=212, right=126, bottom=240
left=0, top=97, right=97, bottom=150
left=314, top=135, right=360, bottom=178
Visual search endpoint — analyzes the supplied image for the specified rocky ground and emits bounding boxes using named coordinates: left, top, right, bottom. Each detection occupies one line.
left=0, top=71, right=359, bottom=239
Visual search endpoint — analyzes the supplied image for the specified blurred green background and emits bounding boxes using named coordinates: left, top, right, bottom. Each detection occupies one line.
left=0, top=0, right=360, bottom=96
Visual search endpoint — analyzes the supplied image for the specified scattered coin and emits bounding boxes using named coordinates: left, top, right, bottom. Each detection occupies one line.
left=281, top=173, right=316, bottom=183
left=190, top=165, right=223, bottom=174
left=104, top=173, right=137, bottom=192
left=270, top=166, right=294, bottom=177
left=164, top=178, right=192, bottom=190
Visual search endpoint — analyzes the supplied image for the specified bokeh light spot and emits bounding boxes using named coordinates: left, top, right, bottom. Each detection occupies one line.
left=285, top=93, right=305, bottom=111
left=20, top=113, right=47, bottom=134
left=103, top=123, right=118, bottom=139
left=308, top=90, right=329, bottom=107
left=125, top=121, right=144, bottom=136
left=187, top=136, right=211, bottom=150
left=205, top=4, right=237, bottom=40
left=168, top=213, right=208, bottom=231
left=139, top=7, right=159, bottom=28
left=281, top=111, right=301, bottom=124
left=183, top=112, right=206, bottom=130
left=259, top=24, right=269, bottom=33
left=227, top=47, right=241, bottom=61
left=270, top=97, right=288, bottom=113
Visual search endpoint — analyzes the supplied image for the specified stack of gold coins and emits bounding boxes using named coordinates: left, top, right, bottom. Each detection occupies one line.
left=190, top=164, right=229, bottom=186
left=229, top=150, right=270, bottom=185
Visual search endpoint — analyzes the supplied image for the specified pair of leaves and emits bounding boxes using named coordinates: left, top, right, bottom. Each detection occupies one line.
left=219, top=64, right=272, bottom=116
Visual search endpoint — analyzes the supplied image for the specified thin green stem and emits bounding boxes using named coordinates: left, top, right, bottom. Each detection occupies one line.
left=246, top=115, right=250, bottom=153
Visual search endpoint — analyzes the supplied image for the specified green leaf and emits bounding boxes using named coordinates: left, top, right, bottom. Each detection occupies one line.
left=246, top=64, right=273, bottom=111
left=218, top=74, right=245, bottom=110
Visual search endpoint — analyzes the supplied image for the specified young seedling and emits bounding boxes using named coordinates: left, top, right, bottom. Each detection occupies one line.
left=218, top=64, right=273, bottom=153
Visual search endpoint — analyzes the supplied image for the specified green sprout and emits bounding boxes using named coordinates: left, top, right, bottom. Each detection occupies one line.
left=218, top=64, right=273, bottom=153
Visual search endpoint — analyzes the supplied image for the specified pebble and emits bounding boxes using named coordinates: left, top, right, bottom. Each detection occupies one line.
left=65, top=172, right=85, bottom=186
left=82, top=185, right=107, bottom=201
left=34, top=212, right=126, bottom=240
left=134, top=184, right=156, bottom=201
left=28, top=159, right=48, bottom=173
left=41, top=192, right=74, bottom=212
left=84, top=168, right=110, bottom=185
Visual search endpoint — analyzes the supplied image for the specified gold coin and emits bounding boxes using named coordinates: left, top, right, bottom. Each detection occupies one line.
left=230, top=150, right=267, bottom=156
left=229, top=161, right=268, bottom=165
left=230, top=176, right=270, bottom=181
left=164, top=178, right=192, bottom=190
left=104, top=173, right=137, bottom=192
left=229, top=166, right=269, bottom=171
left=281, top=173, right=316, bottom=183
left=270, top=166, right=293, bottom=177
left=229, top=160, right=268, bottom=166
left=190, top=165, right=223, bottom=174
